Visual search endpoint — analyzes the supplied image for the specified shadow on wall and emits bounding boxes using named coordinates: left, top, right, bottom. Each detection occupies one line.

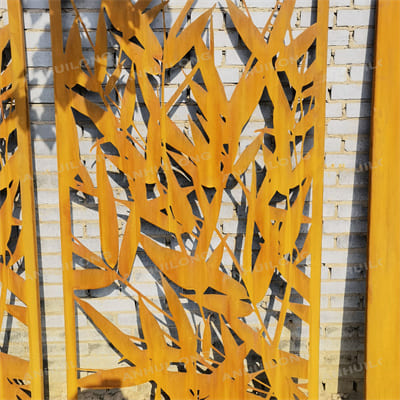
left=78, top=381, right=159, bottom=400
left=336, top=5, right=376, bottom=400
left=78, top=389, right=128, bottom=400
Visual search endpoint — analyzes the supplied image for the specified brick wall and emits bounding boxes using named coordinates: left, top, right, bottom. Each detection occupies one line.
left=322, top=1, right=375, bottom=399
left=0, top=0, right=375, bottom=399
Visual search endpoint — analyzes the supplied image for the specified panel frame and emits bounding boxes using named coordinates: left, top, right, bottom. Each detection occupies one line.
left=0, top=1, right=44, bottom=399
left=366, top=1, right=400, bottom=398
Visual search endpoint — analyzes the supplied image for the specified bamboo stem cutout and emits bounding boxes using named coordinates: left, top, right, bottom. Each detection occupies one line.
left=0, top=1, right=44, bottom=399
left=366, top=0, right=400, bottom=398
left=49, top=1, right=328, bottom=399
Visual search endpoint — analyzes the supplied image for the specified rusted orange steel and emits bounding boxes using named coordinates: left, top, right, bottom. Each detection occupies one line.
left=49, top=0, right=328, bottom=399
left=0, top=1, right=44, bottom=399
left=366, top=0, right=400, bottom=399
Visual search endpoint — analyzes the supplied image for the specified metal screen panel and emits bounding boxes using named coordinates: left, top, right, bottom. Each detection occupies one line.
left=49, top=1, right=328, bottom=399
left=0, top=1, right=43, bottom=399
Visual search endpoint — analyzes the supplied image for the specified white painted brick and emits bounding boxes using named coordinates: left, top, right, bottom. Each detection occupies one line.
left=325, top=137, right=342, bottom=152
left=45, top=312, right=87, bottom=327
left=227, top=10, right=272, bottom=29
left=30, top=105, right=55, bottom=121
left=26, top=50, right=53, bottom=67
left=345, top=251, right=366, bottom=264
left=338, top=170, right=368, bottom=185
left=241, top=0, right=276, bottom=6
left=327, top=48, right=332, bottom=64
left=42, top=273, right=63, bottom=284
left=31, top=124, right=56, bottom=140
left=62, top=12, right=100, bottom=31
left=325, top=103, right=343, bottom=118
left=27, top=67, right=53, bottom=85
left=324, top=186, right=368, bottom=201
left=163, top=0, right=232, bottom=7
left=40, top=223, right=61, bottom=238
left=152, top=11, right=183, bottom=29
left=331, top=84, right=371, bottom=100
left=320, top=296, right=329, bottom=310
left=23, top=11, right=50, bottom=29
left=37, top=190, right=60, bottom=205
left=337, top=10, right=374, bottom=27
left=295, top=0, right=314, bottom=6
left=327, top=66, right=348, bottom=82
left=129, top=283, right=160, bottom=298
left=329, top=294, right=364, bottom=309
left=353, top=28, right=375, bottom=45
left=323, top=220, right=367, bottom=234
left=299, top=11, right=316, bottom=28
left=41, top=284, right=66, bottom=299
left=87, top=298, right=134, bottom=313
left=334, top=48, right=373, bottom=64
left=322, top=234, right=335, bottom=248
left=323, top=219, right=350, bottom=234
left=337, top=235, right=367, bottom=249
left=298, top=9, right=334, bottom=28
left=40, top=254, right=62, bottom=269
left=320, top=310, right=365, bottom=324
left=84, top=223, right=100, bottom=237
left=321, top=265, right=331, bottom=280
left=323, top=204, right=336, bottom=217
left=324, top=171, right=338, bottom=186
left=219, top=204, right=235, bottom=219
left=350, top=65, right=373, bottom=81
left=321, top=282, right=365, bottom=297
left=321, top=250, right=350, bottom=264
left=44, top=315, right=66, bottom=328
left=329, top=0, right=351, bottom=5
left=71, top=205, right=100, bottom=221
left=29, top=87, right=54, bottom=103
left=37, top=206, right=61, bottom=222
left=354, top=0, right=376, bottom=6
left=329, top=11, right=335, bottom=28
left=337, top=204, right=368, bottom=218
left=346, top=102, right=371, bottom=118
left=213, top=30, right=238, bottom=47
left=225, top=49, right=250, bottom=65
left=321, top=338, right=364, bottom=352
left=327, top=119, right=369, bottom=135
left=201, top=10, right=226, bottom=29
left=67, top=0, right=103, bottom=8
left=328, top=30, right=349, bottom=46
left=33, top=140, right=57, bottom=156
left=25, top=31, right=52, bottom=49
left=222, top=220, right=245, bottom=234
left=20, top=0, right=51, bottom=7
left=344, top=136, right=370, bottom=152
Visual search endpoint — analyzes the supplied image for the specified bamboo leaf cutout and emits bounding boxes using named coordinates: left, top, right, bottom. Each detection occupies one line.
left=0, top=2, right=43, bottom=397
left=49, top=1, right=329, bottom=398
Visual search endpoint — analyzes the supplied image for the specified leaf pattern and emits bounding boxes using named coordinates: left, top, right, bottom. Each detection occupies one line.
left=0, top=1, right=43, bottom=399
left=49, top=0, right=328, bottom=399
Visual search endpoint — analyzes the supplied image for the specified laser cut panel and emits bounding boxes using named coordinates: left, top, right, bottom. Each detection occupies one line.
left=49, top=0, right=328, bottom=399
left=0, top=1, right=44, bottom=399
